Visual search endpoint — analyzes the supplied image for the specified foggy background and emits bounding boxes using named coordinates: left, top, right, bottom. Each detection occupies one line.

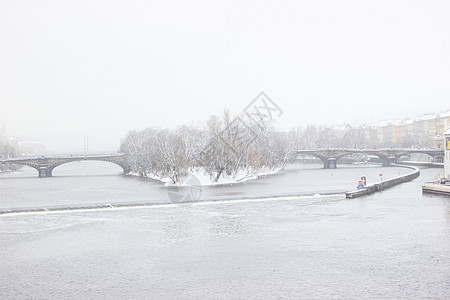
left=1, top=0, right=449, bottom=153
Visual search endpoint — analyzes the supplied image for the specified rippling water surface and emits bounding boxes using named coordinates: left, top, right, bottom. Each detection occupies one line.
left=0, top=162, right=449, bottom=299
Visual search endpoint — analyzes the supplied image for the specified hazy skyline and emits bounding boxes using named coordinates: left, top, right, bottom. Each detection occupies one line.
left=1, top=0, right=450, bottom=152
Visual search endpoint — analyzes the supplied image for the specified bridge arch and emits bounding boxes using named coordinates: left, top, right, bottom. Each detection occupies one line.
left=296, top=149, right=445, bottom=168
left=397, top=150, right=444, bottom=163
left=297, top=150, right=360, bottom=169
left=50, top=159, right=129, bottom=176
left=1, top=155, right=131, bottom=177
left=366, top=150, right=444, bottom=166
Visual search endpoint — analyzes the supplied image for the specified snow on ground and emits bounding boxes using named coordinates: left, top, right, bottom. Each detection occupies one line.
left=130, top=167, right=284, bottom=187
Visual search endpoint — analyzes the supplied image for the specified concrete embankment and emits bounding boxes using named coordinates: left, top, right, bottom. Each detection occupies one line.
left=345, top=165, right=420, bottom=198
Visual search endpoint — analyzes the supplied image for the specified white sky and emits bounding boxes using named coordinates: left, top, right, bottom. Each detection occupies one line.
left=1, top=0, right=449, bottom=152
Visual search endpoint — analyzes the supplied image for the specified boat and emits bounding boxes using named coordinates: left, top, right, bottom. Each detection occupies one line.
left=422, top=178, right=450, bottom=196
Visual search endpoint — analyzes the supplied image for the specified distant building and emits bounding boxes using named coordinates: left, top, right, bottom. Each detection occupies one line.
left=444, top=127, right=450, bottom=179
left=0, top=136, right=19, bottom=158
left=6, top=137, right=18, bottom=149
left=434, top=135, right=444, bottom=149
left=370, top=110, right=450, bottom=148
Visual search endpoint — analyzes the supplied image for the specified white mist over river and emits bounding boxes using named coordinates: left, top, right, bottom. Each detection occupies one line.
left=1, top=162, right=449, bottom=298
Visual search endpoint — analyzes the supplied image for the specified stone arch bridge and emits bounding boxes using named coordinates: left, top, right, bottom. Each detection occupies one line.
left=296, top=149, right=445, bottom=169
left=1, top=154, right=131, bottom=177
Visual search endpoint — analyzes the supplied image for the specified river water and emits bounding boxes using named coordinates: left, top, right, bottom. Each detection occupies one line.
left=0, top=162, right=449, bottom=299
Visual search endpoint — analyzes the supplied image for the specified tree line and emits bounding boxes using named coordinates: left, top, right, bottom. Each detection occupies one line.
left=120, top=110, right=295, bottom=183
left=119, top=110, right=385, bottom=183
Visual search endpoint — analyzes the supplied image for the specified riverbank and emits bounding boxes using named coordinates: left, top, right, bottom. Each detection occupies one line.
left=397, top=161, right=444, bottom=168
left=129, top=166, right=285, bottom=187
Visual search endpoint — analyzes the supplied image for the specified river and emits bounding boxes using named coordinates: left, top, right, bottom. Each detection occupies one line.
left=0, top=162, right=449, bottom=299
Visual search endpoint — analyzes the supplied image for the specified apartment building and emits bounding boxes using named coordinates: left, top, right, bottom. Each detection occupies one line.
left=369, top=111, right=450, bottom=148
